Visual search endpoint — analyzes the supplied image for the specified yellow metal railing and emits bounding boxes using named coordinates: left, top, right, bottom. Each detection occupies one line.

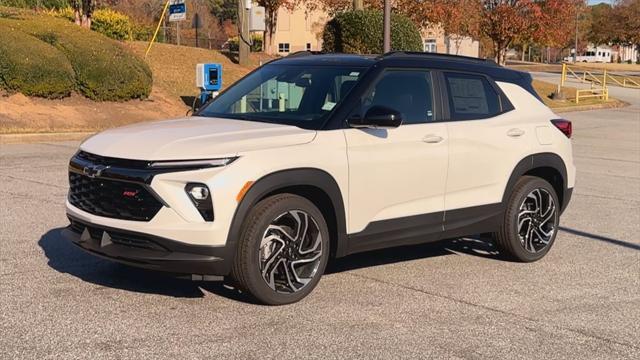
left=561, top=63, right=640, bottom=89
left=575, top=88, right=609, bottom=104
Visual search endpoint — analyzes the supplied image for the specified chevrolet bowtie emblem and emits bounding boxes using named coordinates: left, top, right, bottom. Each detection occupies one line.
left=82, top=164, right=110, bottom=178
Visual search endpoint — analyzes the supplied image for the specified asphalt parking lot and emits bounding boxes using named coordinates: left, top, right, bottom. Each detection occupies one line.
left=1, top=97, right=639, bottom=359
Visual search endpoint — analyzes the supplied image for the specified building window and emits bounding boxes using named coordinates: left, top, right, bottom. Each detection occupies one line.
left=424, top=39, right=437, bottom=53
left=278, top=43, right=290, bottom=53
left=306, top=43, right=312, bottom=51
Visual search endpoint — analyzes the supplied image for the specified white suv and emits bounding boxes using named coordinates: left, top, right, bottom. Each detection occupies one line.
left=64, top=52, right=575, bottom=305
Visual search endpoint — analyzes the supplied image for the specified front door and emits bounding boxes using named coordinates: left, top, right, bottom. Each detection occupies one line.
left=344, top=69, right=449, bottom=250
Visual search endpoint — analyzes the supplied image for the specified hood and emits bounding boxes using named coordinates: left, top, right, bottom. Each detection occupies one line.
left=80, top=116, right=317, bottom=160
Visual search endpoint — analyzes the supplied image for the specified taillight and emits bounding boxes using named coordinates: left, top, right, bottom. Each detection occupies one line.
left=551, top=119, right=572, bottom=138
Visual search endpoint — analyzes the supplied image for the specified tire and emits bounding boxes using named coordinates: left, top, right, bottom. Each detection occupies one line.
left=494, top=176, right=560, bottom=262
left=230, top=194, right=330, bottom=305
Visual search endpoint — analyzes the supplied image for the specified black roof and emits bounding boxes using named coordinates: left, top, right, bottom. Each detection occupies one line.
left=274, top=52, right=378, bottom=67
left=271, top=51, right=531, bottom=85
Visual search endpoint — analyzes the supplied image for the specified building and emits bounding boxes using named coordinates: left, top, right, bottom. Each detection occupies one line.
left=266, top=6, right=479, bottom=58
left=420, top=27, right=479, bottom=58
left=612, top=44, right=639, bottom=63
left=269, top=7, right=327, bottom=54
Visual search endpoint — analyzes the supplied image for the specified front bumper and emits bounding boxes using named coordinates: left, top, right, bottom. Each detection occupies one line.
left=62, top=216, right=233, bottom=276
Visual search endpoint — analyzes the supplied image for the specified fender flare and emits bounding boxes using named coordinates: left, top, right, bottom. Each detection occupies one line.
left=224, top=168, right=348, bottom=266
left=502, top=152, right=569, bottom=210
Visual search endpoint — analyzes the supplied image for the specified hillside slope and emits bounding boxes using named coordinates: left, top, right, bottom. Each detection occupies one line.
left=1, top=41, right=272, bottom=134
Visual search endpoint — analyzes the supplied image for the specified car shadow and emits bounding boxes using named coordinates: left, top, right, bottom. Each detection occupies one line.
left=559, top=226, right=640, bottom=251
left=39, top=227, right=500, bottom=302
left=39, top=228, right=214, bottom=299
left=327, top=235, right=501, bottom=274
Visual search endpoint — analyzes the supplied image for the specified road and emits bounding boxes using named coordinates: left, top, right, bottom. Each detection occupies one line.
left=1, top=92, right=639, bottom=358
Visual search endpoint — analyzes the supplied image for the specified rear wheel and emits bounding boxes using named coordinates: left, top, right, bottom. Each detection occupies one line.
left=494, top=176, right=559, bottom=262
left=231, top=194, right=329, bottom=305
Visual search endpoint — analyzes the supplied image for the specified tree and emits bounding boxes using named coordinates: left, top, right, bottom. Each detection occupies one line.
left=209, top=0, right=237, bottom=23
left=534, top=0, right=583, bottom=63
left=440, top=0, right=482, bottom=54
left=480, top=0, right=540, bottom=64
left=586, top=2, right=614, bottom=46
left=70, top=0, right=95, bottom=28
left=611, top=0, right=640, bottom=62
left=257, top=0, right=296, bottom=54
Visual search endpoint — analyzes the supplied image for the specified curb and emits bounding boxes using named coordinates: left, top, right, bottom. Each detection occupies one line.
left=0, top=131, right=94, bottom=145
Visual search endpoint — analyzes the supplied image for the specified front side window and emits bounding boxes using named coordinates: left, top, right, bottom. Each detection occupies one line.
left=198, top=64, right=365, bottom=129
left=359, top=70, right=434, bottom=124
left=444, top=72, right=501, bottom=121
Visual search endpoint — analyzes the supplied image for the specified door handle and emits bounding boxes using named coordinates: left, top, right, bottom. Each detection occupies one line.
left=422, top=135, right=444, bottom=143
left=507, top=128, right=525, bottom=137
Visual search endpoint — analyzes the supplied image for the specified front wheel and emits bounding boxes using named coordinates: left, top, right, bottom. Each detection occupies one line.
left=230, top=194, right=330, bottom=305
left=494, top=176, right=560, bottom=262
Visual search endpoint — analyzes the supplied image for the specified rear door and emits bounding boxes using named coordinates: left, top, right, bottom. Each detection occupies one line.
left=344, top=69, right=448, bottom=244
left=442, top=72, right=533, bottom=231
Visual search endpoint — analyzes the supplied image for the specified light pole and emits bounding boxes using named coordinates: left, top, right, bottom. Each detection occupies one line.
left=383, top=0, right=391, bottom=53
left=574, top=9, right=579, bottom=63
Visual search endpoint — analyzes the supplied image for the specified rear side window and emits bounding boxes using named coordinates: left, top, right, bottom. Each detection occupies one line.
left=444, top=72, right=502, bottom=121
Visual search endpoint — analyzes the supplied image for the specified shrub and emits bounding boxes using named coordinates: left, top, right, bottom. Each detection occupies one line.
left=131, top=22, right=153, bottom=41
left=322, top=10, right=422, bottom=54
left=0, top=23, right=75, bottom=98
left=0, top=11, right=152, bottom=100
left=227, top=34, right=263, bottom=52
left=91, top=8, right=133, bottom=41
left=43, top=5, right=73, bottom=21
left=0, top=0, right=69, bottom=9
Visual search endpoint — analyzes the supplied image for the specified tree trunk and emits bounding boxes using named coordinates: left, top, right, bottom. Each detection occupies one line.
left=264, top=10, right=277, bottom=55
left=264, top=29, right=273, bottom=55
left=521, top=44, right=527, bottom=62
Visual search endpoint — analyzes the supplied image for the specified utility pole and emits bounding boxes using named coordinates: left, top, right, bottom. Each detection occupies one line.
left=176, top=21, right=181, bottom=46
left=574, top=9, right=579, bottom=63
left=194, top=13, right=199, bottom=48
left=238, top=0, right=250, bottom=66
left=383, top=0, right=391, bottom=53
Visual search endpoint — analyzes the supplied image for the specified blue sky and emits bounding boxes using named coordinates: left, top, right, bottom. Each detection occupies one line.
left=588, top=0, right=613, bottom=4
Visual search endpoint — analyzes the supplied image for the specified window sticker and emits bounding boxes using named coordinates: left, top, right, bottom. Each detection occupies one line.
left=322, top=101, right=336, bottom=111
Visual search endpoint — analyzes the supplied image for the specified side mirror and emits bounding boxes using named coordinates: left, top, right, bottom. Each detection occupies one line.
left=349, top=106, right=402, bottom=129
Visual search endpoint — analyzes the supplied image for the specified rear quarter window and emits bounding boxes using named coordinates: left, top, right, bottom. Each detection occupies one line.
left=444, top=72, right=503, bottom=121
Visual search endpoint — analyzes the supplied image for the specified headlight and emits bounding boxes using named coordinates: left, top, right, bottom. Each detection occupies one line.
left=149, top=157, right=237, bottom=169
left=185, top=183, right=214, bottom=221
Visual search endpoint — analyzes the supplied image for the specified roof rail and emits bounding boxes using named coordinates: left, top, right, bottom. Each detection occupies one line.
left=380, top=51, right=498, bottom=66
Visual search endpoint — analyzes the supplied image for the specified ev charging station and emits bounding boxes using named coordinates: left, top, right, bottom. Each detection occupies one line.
left=196, top=63, right=222, bottom=105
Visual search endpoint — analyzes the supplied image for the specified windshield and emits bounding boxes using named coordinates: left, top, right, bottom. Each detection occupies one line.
left=197, top=64, right=366, bottom=130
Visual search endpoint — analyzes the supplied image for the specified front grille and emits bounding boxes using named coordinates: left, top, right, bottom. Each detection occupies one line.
left=68, top=218, right=167, bottom=251
left=76, top=151, right=150, bottom=169
left=68, top=172, right=163, bottom=221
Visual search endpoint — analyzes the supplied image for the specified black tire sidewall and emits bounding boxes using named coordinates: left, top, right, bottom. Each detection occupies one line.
left=237, top=194, right=330, bottom=305
left=504, top=177, right=560, bottom=262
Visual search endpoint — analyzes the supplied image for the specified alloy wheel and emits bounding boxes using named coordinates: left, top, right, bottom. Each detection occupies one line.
left=258, top=210, right=323, bottom=293
left=517, top=188, right=557, bottom=253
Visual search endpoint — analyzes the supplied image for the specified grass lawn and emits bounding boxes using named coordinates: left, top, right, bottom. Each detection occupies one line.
left=126, top=42, right=273, bottom=105
left=531, top=79, right=625, bottom=109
